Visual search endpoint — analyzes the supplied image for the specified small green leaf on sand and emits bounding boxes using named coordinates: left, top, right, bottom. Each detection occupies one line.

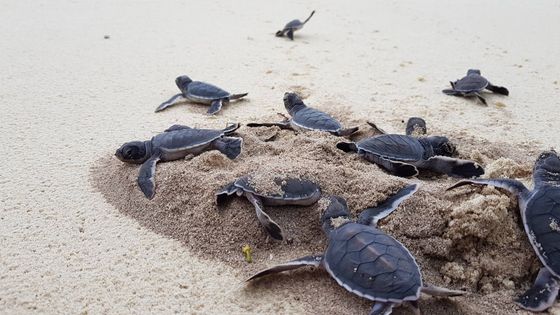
left=242, top=245, right=253, bottom=263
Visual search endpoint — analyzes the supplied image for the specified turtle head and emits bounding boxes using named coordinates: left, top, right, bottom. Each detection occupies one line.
left=320, top=196, right=351, bottom=235
left=467, top=69, right=481, bottom=76
left=115, top=141, right=150, bottom=164
left=427, top=136, right=456, bottom=157
left=405, top=117, right=427, bottom=136
left=533, top=150, right=560, bottom=184
left=283, top=92, right=305, bottom=113
left=175, top=75, right=193, bottom=90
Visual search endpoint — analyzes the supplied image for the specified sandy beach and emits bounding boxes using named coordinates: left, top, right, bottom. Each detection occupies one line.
left=1, top=0, right=560, bottom=314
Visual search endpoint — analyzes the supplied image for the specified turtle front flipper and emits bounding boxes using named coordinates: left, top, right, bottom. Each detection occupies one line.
left=370, top=302, right=394, bottom=315
left=419, top=156, right=484, bottom=178
left=357, top=184, right=419, bottom=227
left=366, top=121, right=387, bottom=135
left=365, top=154, right=419, bottom=177
left=137, top=151, right=162, bottom=199
left=245, top=193, right=284, bottom=240
left=473, top=92, right=488, bottom=105
left=155, top=93, right=185, bottom=112
left=246, top=255, right=323, bottom=281
left=421, top=284, right=466, bottom=297
left=515, top=267, right=560, bottom=312
left=446, top=178, right=530, bottom=197
left=246, top=121, right=293, bottom=130
left=333, top=126, right=359, bottom=137
left=286, top=29, right=294, bottom=40
left=442, top=82, right=458, bottom=95
left=207, top=99, right=224, bottom=115
left=486, top=83, right=509, bottom=96
left=211, top=136, right=243, bottom=159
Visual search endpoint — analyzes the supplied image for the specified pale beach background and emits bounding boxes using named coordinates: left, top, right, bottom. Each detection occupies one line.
left=1, top=0, right=560, bottom=314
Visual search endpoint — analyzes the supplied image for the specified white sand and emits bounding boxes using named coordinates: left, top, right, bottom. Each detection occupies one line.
left=1, top=0, right=559, bottom=314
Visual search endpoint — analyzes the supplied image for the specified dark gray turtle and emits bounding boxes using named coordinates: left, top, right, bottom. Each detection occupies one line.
left=155, top=75, right=248, bottom=115
left=442, top=69, right=509, bottom=105
left=115, top=123, right=242, bottom=199
left=247, top=184, right=465, bottom=314
left=337, top=133, right=483, bottom=178
left=247, top=92, right=358, bottom=137
left=367, top=117, right=428, bottom=137
left=216, top=175, right=321, bottom=240
left=275, top=10, right=315, bottom=40
left=447, top=150, right=560, bottom=312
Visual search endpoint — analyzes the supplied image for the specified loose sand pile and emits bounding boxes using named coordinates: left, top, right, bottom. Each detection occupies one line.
left=92, top=122, right=547, bottom=314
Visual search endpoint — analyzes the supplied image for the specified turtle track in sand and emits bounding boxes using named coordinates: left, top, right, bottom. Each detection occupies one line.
left=91, top=123, right=545, bottom=315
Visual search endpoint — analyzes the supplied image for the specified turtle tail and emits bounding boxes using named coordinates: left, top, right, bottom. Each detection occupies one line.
left=336, top=142, right=358, bottom=153
left=213, top=137, right=243, bottom=159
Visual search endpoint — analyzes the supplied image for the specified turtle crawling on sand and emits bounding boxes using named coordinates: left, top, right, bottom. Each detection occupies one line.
left=247, top=92, right=358, bottom=136
left=448, top=150, right=560, bottom=312
left=276, top=10, right=315, bottom=40
left=442, top=69, right=509, bottom=105
left=337, top=131, right=483, bottom=178
left=115, top=123, right=242, bottom=199
left=247, top=184, right=465, bottom=314
left=216, top=175, right=321, bottom=240
left=367, top=117, right=428, bottom=136
left=155, top=75, right=248, bottom=115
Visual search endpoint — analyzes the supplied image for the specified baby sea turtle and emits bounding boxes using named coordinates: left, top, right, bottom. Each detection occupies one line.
left=155, top=75, right=248, bottom=115
left=337, top=133, right=483, bottom=178
left=115, top=123, right=242, bottom=199
left=447, top=150, right=560, bottom=312
left=247, top=92, right=358, bottom=136
left=367, top=117, right=428, bottom=137
left=216, top=175, right=321, bottom=240
left=247, top=184, right=465, bottom=314
left=276, top=10, right=315, bottom=40
left=442, top=69, right=509, bottom=105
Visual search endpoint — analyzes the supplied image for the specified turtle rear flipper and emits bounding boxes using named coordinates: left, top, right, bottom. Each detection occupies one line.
left=207, top=99, right=224, bottom=115
left=357, top=184, right=419, bottom=227
left=515, top=267, right=559, bottom=312
left=229, top=93, right=248, bottom=100
left=422, top=284, right=466, bottom=297
left=164, top=124, right=191, bottom=132
left=333, top=126, right=359, bottom=137
left=247, top=255, right=322, bottom=281
left=245, top=193, right=284, bottom=240
left=370, top=302, right=394, bottom=315
left=212, top=136, right=242, bottom=159
left=486, top=83, right=509, bottom=96
left=420, top=156, right=484, bottom=178
left=246, top=121, right=292, bottom=130
left=137, top=151, right=162, bottom=199
left=366, top=121, right=387, bottom=135
left=155, top=93, right=185, bottom=112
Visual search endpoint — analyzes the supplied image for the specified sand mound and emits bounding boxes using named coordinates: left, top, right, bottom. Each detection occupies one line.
left=91, top=125, right=543, bottom=314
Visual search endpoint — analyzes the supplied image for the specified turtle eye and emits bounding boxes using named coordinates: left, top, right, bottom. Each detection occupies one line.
left=125, top=148, right=132, bottom=157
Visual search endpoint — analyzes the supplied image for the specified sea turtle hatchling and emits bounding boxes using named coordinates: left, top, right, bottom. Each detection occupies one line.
left=442, top=69, right=509, bottom=105
left=216, top=175, right=321, bottom=240
left=247, top=92, right=358, bottom=136
left=276, top=10, right=315, bottom=40
left=115, top=123, right=242, bottom=199
left=155, top=75, right=248, bottom=115
left=447, top=150, right=560, bottom=312
left=337, top=132, right=483, bottom=178
left=247, top=184, right=465, bottom=315
left=367, top=117, right=428, bottom=137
